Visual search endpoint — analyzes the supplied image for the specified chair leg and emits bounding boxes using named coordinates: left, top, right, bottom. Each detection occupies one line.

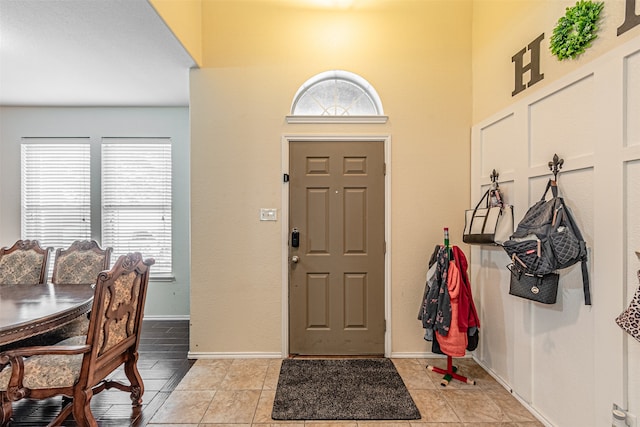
left=0, top=392, right=12, bottom=427
left=69, top=389, right=97, bottom=427
left=124, top=351, right=144, bottom=406
left=47, top=399, right=73, bottom=427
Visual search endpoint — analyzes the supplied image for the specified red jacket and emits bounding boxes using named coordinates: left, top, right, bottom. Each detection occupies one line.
left=452, top=246, right=480, bottom=332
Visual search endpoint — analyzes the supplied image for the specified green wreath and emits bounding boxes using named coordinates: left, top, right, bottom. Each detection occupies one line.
left=550, top=1, right=604, bottom=61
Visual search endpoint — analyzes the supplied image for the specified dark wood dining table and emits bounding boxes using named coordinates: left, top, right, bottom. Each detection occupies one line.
left=0, top=283, right=95, bottom=347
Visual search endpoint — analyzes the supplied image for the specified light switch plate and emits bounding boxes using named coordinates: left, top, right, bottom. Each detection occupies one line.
left=260, top=208, right=278, bottom=221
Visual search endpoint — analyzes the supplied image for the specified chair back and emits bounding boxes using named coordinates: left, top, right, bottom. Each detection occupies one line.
left=52, top=240, right=112, bottom=285
left=0, top=240, right=52, bottom=285
left=80, top=253, right=153, bottom=386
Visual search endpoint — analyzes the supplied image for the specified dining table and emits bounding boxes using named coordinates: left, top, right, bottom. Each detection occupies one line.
left=0, top=282, right=95, bottom=347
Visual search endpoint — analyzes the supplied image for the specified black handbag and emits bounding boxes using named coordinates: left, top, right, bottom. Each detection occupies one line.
left=508, top=263, right=559, bottom=304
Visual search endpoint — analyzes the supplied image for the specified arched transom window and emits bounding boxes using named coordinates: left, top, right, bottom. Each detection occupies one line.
left=288, top=70, right=386, bottom=123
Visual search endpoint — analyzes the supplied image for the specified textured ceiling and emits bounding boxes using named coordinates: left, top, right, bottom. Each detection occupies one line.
left=0, top=0, right=195, bottom=106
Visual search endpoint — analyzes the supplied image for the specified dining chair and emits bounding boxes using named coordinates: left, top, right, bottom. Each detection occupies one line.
left=52, top=240, right=112, bottom=285
left=45, top=240, right=113, bottom=343
left=0, top=240, right=52, bottom=286
left=0, top=253, right=154, bottom=427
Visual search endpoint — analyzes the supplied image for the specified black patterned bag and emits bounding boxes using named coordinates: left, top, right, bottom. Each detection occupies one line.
left=508, top=263, right=559, bottom=304
left=502, top=179, right=591, bottom=305
left=615, top=272, right=640, bottom=342
left=503, top=235, right=555, bottom=275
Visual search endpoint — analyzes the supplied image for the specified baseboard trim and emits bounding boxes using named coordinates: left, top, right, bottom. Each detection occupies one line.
left=143, top=315, right=190, bottom=321
left=188, top=351, right=282, bottom=359
left=389, top=351, right=474, bottom=359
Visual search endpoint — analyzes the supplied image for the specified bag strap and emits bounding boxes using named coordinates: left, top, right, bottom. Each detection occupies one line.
left=467, top=189, right=492, bottom=233
left=581, top=259, right=591, bottom=305
left=473, top=188, right=491, bottom=211
left=541, top=179, right=559, bottom=200
left=558, top=196, right=592, bottom=306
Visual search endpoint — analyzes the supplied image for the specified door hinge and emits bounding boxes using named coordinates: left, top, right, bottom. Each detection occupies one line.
left=384, top=319, right=387, bottom=332
left=383, top=241, right=387, bottom=254
left=383, top=163, right=386, bottom=176
left=283, top=173, right=290, bottom=183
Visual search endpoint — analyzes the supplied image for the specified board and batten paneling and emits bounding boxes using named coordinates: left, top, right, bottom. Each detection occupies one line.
left=471, top=35, right=640, bottom=426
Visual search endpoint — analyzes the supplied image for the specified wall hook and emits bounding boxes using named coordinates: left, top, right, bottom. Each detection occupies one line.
left=490, top=169, right=499, bottom=183
left=548, top=154, right=564, bottom=181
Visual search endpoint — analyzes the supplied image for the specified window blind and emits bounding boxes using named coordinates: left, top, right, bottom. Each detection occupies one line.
left=21, top=142, right=91, bottom=250
left=102, top=140, right=172, bottom=276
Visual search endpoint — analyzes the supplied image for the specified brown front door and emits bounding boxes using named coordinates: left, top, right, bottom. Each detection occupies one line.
left=289, top=140, right=385, bottom=355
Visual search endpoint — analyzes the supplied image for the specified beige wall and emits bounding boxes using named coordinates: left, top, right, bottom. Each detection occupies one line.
left=189, top=0, right=473, bottom=355
left=472, top=0, right=637, bottom=122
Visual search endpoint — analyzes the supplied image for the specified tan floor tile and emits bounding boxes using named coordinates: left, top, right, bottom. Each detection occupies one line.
left=408, top=389, right=460, bottom=423
left=252, top=424, right=305, bottom=427
left=200, top=389, right=261, bottom=423
left=230, top=358, right=271, bottom=368
left=357, top=422, right=411, bottom=427
left=410, top=423, right=465, bottom=427
left=394, top=359, right=437, bottom=390
left=148, top=390, right=215, bottom=424
left=484, top=388, right=539, bottom=423
left=219, top=359, right=270, bottom=390
left=303, top=423, right=359, bottom=427
left=146, top=424, right=199, bottom=426
left=452, top=359, right=502, bottom=390
left=175, top=363, right=229, bottom=390
left=390, top=358, right=422, bottom=370
left=461, top=423, right=518, bottom=427
left=198, top=424, right=251, bottom=427
left=263, top=359, right=283, bottom=390
left=193, top=359, right=234, bottom=367
left=253, top=390, right=277, bottom=423
left=150, top=358, right=539, bottom=426
left=442, top=389, right=508, bottom=423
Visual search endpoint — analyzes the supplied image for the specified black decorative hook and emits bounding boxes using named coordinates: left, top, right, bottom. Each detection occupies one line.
left=548, top=154, right=564, bottom=181
left=490, top=169, right=499, bottom=183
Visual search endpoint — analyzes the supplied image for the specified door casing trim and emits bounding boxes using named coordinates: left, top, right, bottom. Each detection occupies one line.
left=281, top=134, right=392, bottom=357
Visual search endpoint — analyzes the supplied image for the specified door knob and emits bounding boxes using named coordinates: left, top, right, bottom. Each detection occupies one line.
left=291, top=256, right=300, bottom=263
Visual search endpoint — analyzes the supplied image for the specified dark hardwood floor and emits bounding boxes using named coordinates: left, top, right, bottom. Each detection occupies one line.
left=7, top=319, right=193, bottom=426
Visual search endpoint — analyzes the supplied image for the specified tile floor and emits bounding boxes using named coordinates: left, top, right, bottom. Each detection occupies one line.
left=5, top=320, right=544, bottom=426
left=148, top=356, right=545, bottom=427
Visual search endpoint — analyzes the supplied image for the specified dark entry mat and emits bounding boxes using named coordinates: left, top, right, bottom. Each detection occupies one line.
left=271, top=358, right=421, bottom=420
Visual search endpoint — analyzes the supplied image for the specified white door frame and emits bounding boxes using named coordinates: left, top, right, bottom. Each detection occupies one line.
left=281, top=134, right=392, bottom=357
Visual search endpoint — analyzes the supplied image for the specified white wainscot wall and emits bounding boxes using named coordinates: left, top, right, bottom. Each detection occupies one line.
left=471, top=35, right=640, bottom=427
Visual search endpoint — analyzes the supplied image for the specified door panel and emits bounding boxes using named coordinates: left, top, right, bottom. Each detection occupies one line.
left=289, top=140, right=384, bottom=355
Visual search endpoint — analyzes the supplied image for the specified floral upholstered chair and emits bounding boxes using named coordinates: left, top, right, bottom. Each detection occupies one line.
left=52, top=240, right=112, bottom=285
left=0, top=253, right=154, bottom=427
left=0, top=240, right=52, bottom=286
left=46, top=241, right=112, bottom=341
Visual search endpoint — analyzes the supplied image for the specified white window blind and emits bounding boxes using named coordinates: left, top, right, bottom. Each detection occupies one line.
left=102, top=139, right=172, bottom=276
left=21, top=141, right=91, bottom=250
